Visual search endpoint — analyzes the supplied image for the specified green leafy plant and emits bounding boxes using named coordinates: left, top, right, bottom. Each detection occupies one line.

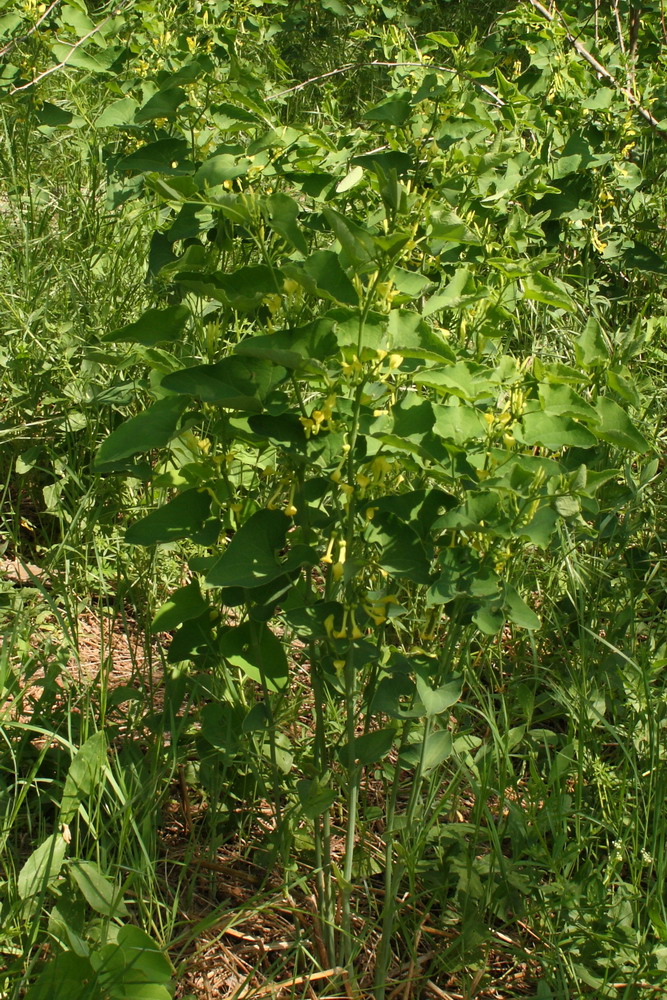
left=2, top=0, right=666, bottom=997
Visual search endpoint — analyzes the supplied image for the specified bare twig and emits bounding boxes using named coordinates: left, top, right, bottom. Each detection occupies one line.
left=268, top=60, right=504, bottom=107
left=241, top=967, right=346, bottom=997
left=627, top=3, right=641, bottom=95
left=612, top=0, right=626, bottom=53
left=177, top=764, right=194, bottom=837
left=0, top=0, right=61, bottom=59
left=425, top=983, right=460, bottom=1000
left=9, top=1, right=129, bottom=95
left=525, top=0, right=665, bottom=135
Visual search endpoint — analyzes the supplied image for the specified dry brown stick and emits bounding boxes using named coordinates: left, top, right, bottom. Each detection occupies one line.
left=425, top=983, right=460, bottom=1000
left=612, top=0, right=626, bottom=53
left=241, top=967, right=346, bottom=997
left=9, top=1, right=130, bottom=94
left=525, top=0, right=665, bottom=134
left=304, top=894, right=331, bottom=968
left=627, top=3, right=641, bottom=95
left=0, top=0, right=61, bottom=59
left=269, top=60, right=504, bottom=107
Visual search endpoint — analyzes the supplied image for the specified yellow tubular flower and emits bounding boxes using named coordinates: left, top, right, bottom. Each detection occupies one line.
left=321, top=535, right=336, bottom=565
left=349, top=609, right=364, bottom=640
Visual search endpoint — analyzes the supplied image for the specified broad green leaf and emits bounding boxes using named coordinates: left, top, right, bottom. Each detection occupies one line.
left=116, top=138, right=190, bottom=174
left=615, top=162, right=643, bottom=190
left=473, top=601, right=505, bottom=634
left=339, top=727, right=395, bottom=766
left=242, top=702, right=270, bottom=732
left=389, top=266, right=432, bottom=299
left=297, top=779, right=337, bottom=819
left=265, top=193, right=308, bottom=255
left=336, top=165, right=364, bottom=193
left=211, top=101, right=263, bottom=127
left=538, top=384, right=599, bottom=423
left=428, top=209, right=480, bottom=245
left=416, top=675, right=462, bottom=717
left=386, top=310, right=454, bottom=361
left=60, top=5, right=94, bottom=34
left=180, top=264, right=280, bottom=311
left=621, top=241, right=667, bottom=275
left=94, top=926, right=172, bottom=991
left=363, top=93, right=412, bottom=126
left=298, top=250, right=358, bottom=305
left=518, top=505, right=559, bottom=547
left=366, top=512, right=433, bottom=584
left=95, top=396, right=186, bottom=467
left=321, top=0, right=348, bottom=13
left=23, top=952, right=96, bottom=1000
left=425, top=30, right=459, bottom=46
left=432, top=402, right=486, bottom=445
left=60, top=731, right=107, bottom=825
left=436, top=492, right=499, bottom=532
left=522, top=272, right=576, bottom=312
left=200, top=701, right=242, bottom=751
left=606, top=369, right=640, bottom=407
left=323, top=207, right=375, bottom=266
left=369, top=674, right=416, bottom=718
left=365, top=489, right=456, bottom=541
left=516, top=411, right=597, bottom=450
left=126, top=489, right=212, bottom=546
left=152, top=581, right=208, bottom=632
left=135, top=87, right=186, bottom=123
left=103, top=305, right=190, bottom=347
left=18, top=834, right=67, bottom=899
left=416, top=360, right=492, bottom=400
left=423, top=268, right=481, bottom=314
left=574, top=318, right=608, bottom=369
left=162, top=356, right=285, bottom=409
left=504, top=585, right=540, bottom=629
left=194, top=154, right=249, bottom=188
left=351, top=149, right=414, bottom=176
left=69, top=860, right=129, bottom=918
left=400, top=729, right=452, bottom=772
left=219, top=621, right=288, bottom=692
left=594, top=397, right=650, bottom=452
left=391, top=394, right=434, bottom=440
left=117, top=926, right=173, bottom=982
left=206, top=509, right=289, bottom=588
left=96, top=96, right=139, bottom=127
left=36, top=102, right=78, bottom=127
left=51, top=42, right=118, bottom=73
left=235, top=317, right=338, bottom=369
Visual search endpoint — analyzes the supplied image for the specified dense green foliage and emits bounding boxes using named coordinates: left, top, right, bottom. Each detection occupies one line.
left=1, top=1, right=666, bottom=998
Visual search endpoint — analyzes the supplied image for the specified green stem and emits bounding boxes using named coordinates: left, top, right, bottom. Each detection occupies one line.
left=311, top=652, right=335, bottom=960
left=250, top=621, right=283, bottom=832
left=374, top=720, right=412, bottom=999
left=341, top=639, right=360, bottom=971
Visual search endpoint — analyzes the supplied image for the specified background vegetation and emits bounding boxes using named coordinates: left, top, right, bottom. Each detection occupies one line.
left=1, top=1, right=666, bottom=998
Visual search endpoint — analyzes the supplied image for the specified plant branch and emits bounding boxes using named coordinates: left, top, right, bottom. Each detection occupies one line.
left=268, top=60, right=505, bottom=107
left=9, top=1, right=130, bottom=95
left=525, top=0, right=665, bottom=136
left=0, top=0, right=61, bottom=59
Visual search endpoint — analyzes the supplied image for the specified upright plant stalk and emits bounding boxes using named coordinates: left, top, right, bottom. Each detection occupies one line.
left=311, top=652, right=336, bottom=960
left=373, top=719, right=412, bottom=1000
left=250, top=621, right=283, bottom=833
left=374, top=609, right=462, bottom=998
left=340, top=640, right=360, bottom=971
